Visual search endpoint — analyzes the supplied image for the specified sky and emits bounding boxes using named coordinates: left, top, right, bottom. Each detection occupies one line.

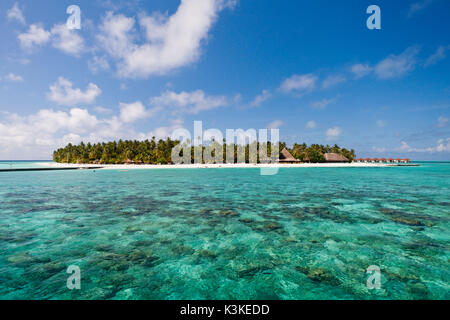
left=0, top=0, right=449, bottom=160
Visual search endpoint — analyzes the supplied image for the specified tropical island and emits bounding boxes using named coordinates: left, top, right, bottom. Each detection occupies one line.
left=53, top=138, right=356, bottom=164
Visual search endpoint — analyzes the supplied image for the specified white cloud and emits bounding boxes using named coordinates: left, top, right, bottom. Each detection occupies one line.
left=97, top=12, right=134, bottom=59
left=249, top=90, right=271, bottom=107
left=18, top=22, right=86, bottom=56
left=4, top=73, right=24, bottom=82
left=376, top=120, right=387, bottom=128
left=88, top=56, right=110, bottom=74
left=351, top=63, right=372, bottom=79
left=7, top=2, right=25, bottom=25
left=94, top=106, right=112, bottom=114
left=0, top=105, right=187, bottom=159
left=47, top=77, right=102, bottom=106
left=374, top=47, right=419, bottom=79
left=97, top=0, right=231, bottom=78
left=119, top=101, right=159, bottom=123
left=437, top=116, right=448, bottom=128
left=306, top=120, right=316, bottom=129
left=0, top=108, right=102, bottom=159
left=266, top=120, right=284, bottom=129
left=150, top=90, right=227, bottom=114
left=398, top=141, right=426, bottom=152
left=144, top=118, right=185, bottom=140
left=408, top=0, right=435, bottom=18
left=326, top=126, right=342, bottom=140
left=322, top=75, right=346, bottom=88
left=424, top=45, right=449, bottom=67
left=310, top=97, right=336, bottom=109
left=436, top=138, right=450, bottom=152
left=280, top=73, right=317, bottom=94
left=18, top=24, right=51, bottom=50
left=396, top=139, right=450, bottom=153
left=50, top=24, right=85, bottom=56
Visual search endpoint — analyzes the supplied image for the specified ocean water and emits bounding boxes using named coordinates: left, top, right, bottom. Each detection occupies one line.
left=0, top=162, right=448, bottom=300
left=0, top=161, right=52, bottom=169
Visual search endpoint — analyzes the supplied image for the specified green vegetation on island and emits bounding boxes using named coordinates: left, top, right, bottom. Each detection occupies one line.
left=53, top=138, right=356, bottom=164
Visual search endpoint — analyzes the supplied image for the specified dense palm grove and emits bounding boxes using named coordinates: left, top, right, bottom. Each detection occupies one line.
left=53, top=138, right=355, bottom=164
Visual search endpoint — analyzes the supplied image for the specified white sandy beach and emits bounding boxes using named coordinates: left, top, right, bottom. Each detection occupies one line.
left=36, top=162, right=392, bottom=170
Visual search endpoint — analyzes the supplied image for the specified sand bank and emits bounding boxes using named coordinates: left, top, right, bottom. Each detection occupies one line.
left=35, top=162, right=392, bottom=170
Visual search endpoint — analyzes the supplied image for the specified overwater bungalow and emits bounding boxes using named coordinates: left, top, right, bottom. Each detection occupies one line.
left=355, top=157, right=411, bottom=164
left=324, top=153, right=349, bottom=163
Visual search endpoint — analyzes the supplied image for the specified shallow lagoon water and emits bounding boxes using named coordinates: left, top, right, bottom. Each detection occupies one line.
left=0, top=163, right=449, bottom=299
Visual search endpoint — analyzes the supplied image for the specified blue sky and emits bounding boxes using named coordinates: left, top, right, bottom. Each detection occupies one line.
left=0, top=0, right=449, bottom=160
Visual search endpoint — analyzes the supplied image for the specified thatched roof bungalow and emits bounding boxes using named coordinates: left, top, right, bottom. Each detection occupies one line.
left=279, top=148, right=301, bottom=163
left=324, top=153, right=349, bottom=163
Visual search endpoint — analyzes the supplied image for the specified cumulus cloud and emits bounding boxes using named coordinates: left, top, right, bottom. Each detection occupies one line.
left=249, top=90, right=271, bottom=107
left=47, top=77, right=102, bottom=106
left=88, top=55, right=110, bottom=74
left=326, top=126, right=342, bottom=140
left=350, top=63, right=372, bottom=79
left=144, top=118, right=185, bottom=140
left=150, top=90, right=227, bottom=114
left=119, top=101, right=160, bottom=123
left=280, top=74, right=317, bottom=94
left=50, top=24, right=85, bottom=56
left=322, top=75, right=346, bottom=89
left=374, top=47, right=420, bottom=79
left=306, top=120, right=316, bottom=129
left=97, top=0, right=232, bottom=78
left=7, top=2, right=25, bottom=25
left=18, top=24, right=51, bottom=50
left=0, top=105, right=185, bottom=159
left=18, top=22, right=86, bottom=56
left=266, top=120, right=284, bottom=129
left=424, top=45, right=449, bottom=67
left=436, top=138, right=450, bottom=152
left=4, top=73, right=24, bottom=82
left=0, top=108, right=104, bottom=159
left=397, top=139, right=450, bottom=153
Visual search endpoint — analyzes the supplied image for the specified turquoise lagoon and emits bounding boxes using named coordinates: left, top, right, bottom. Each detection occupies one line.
left=0, top=161, right=52, bottom=169
left=0, top=162, right=449, bottom=299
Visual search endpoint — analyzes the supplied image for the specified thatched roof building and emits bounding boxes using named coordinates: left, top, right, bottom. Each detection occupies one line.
left=324, top=153, right=349, bottom=163
left=279, top=148, right=301, bottom=163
